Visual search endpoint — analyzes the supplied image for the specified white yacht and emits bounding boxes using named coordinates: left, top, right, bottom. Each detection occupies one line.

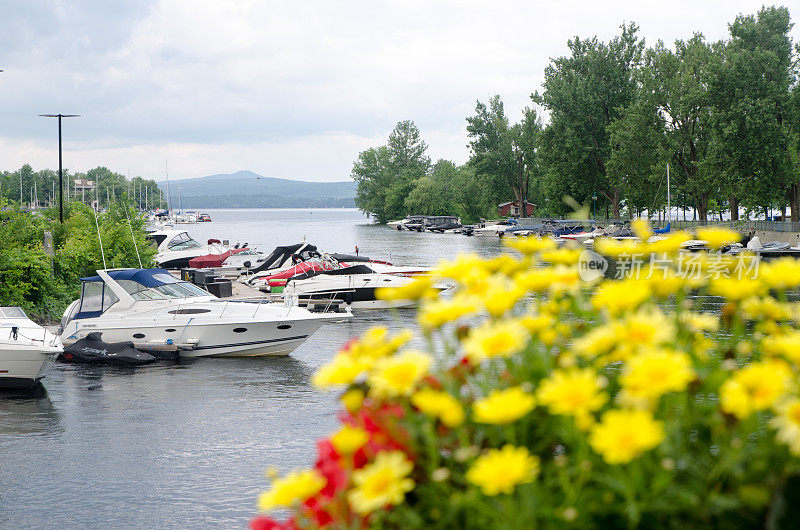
left=60, top=268, right=349, bottom=357
left=473, top=219, right=519, bottom=237
left=282, top=264, right=449, bottom=310
left=147, top=229, right=229, bottom=269
left=0, top=306, right=62, bottom=388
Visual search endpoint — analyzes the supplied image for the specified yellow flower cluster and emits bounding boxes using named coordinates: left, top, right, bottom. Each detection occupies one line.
left=312, top=327, right=413, bottom=389
left=262, top=227, right=800, bottom=526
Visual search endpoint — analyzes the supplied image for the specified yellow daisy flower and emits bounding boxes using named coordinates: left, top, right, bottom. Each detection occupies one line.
left=463, top=318, right=530, bottom=364
left=772, top=397, right=800, bottom=455
left=473, top=386, right=537, bottom=425
left=620, top=350, right=695, bottom=403
left=258, top=469, right=325, bottom=511
left=330, top=425, right=369, bottom=455
left=368, top=349, right=431, bottom=398
left=466, top=445, right=540, bottom=496
left=348, top=451, right=415, bottom=514
left=411, top=388, right=465, bottom=427
left=537, top=368, right=607, bottom=429
left=589, top=409, right=664, bottom=464
left=720, top=360, right=793, bottom=419
left=696, top=227, right=741, bottom=250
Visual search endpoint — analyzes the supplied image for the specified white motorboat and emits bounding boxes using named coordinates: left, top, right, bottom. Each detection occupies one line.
left=387, top=218, right=411, bottom=229
left=0, top=306, right=62, bottom=388
left=147, top=229, right=230, bottom=269
left=282, top=264, right=449, bottom=310
left=59, top=268, right=349, bottom=357
left=473, top=219, right=519, bottom=237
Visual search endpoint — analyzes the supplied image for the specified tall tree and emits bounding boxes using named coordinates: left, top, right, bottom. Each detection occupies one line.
left=467, top=96, right=518, bottom=206
left=707, top=6, right=794, bottom=220
left=642, top=35, right=717, bottom=220
left=534, top=23, right=644, bottom=219
left=352, top=120, right=431, bottom=223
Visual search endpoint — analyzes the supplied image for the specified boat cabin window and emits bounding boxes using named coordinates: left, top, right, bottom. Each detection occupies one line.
left=0, top=306, right=27, bottom=319
left=147, top=234, right=168, bottom=248
left=79, top=281, right=119, bottom=315
left=116, top=278, right=209, bottom=300
left=167, top=232, right=201, bottom=251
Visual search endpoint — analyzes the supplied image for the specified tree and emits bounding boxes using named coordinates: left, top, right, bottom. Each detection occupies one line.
left=606, top=96, right=664, bottom=217
left=642, top=35, right=716, bottom=220
left=534, top=23, right=644, bottom=219
left=707, top=6, right=795, bottom=221
left=467, top=96, right=526, bottom=208
left=352, top=121, right=431, bottom=223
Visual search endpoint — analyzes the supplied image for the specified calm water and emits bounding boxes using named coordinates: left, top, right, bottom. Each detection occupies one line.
left=0, top=209, right=503, bottom=529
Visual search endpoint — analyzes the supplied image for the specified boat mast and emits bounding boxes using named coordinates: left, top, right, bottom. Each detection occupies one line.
left=667, top=163, right=670, bottom=223
left=165, top=160, right=172, bottom=213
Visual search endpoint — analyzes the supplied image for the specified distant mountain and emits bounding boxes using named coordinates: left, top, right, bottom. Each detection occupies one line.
left=156, top=170, right=356, bottom=208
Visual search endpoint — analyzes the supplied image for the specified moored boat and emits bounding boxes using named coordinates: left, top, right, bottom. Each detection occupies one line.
left=59, top=268, right=349, bottom=357
left=0, top=307, right=62, bottom=388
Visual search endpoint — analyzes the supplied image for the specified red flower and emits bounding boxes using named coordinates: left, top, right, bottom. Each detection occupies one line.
left=303, top=496, right=335, bottom=527
left=314, top=439, right=348, bottom=497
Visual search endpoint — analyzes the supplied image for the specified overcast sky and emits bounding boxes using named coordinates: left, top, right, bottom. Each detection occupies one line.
left=1, top=0, right=797, bottom=182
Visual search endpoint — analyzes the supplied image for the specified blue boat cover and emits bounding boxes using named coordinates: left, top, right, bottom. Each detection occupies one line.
left=653, top=222, right=671, bottom=234
left=79, top=268, right=178, bottom=287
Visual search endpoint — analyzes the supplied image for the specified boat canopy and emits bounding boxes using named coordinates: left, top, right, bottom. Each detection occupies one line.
left=80, top=268, right=179, bottom=287
left=73, top=269, right=210, bottom=320
left=250, top=243, right=319, bottom=274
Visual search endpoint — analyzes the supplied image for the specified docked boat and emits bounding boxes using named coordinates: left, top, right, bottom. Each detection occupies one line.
left=59, top=268, right=349, bottom=357
left=473, top=219, right=519, bottom=237
left=282, top=264, right=424, bottom=309
left=147, top=229, right=232, bottom=269
left=0, top=306, right=62, bottom=388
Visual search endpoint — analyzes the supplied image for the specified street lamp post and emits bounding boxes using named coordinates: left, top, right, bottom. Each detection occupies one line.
left=592, top=193, right=597, bottom=220
left=39, top=114, right=80, bottom=222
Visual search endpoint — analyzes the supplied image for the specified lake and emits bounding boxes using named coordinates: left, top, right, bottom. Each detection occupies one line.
left=0, top=209, right=504, bottom=528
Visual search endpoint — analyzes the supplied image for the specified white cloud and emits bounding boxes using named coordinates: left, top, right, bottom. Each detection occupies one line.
left=0, top=0, right=796, bottom=180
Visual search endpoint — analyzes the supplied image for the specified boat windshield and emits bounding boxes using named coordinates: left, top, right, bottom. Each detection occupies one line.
left=167, top=232, right=202, bottom=251
left=0, top=307, right=27, bottom=319
left=116, top=279, right=210, bottom=300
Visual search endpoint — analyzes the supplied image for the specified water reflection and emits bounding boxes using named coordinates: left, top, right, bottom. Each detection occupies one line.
left=0, top=384, right=62, bottom=437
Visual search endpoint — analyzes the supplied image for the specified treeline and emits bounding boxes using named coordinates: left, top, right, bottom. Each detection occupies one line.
left=0, top=200, right=157, bottom=321
left=354, top=6, right=800, bottom=223
left=0, top=164, right=166, bottom=210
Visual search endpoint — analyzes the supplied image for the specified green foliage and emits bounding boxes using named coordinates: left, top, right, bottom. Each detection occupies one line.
left=0, top=164, right=165, bottom=210
left=535, top=23, right=643, bottom=219
left=0, top=199, right=155, bottom=321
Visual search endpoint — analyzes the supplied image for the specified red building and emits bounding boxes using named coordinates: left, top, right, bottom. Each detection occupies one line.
left=497, top=200, right=536, bottom=217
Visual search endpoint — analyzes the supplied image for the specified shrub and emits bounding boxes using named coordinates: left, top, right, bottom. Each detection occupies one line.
left=253, top=226, right=800, bottom=529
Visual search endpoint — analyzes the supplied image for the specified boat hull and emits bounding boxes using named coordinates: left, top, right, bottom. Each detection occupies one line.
left=63, top=316, right=331, bottom=358
left=0, top=345, right=59, bottom=388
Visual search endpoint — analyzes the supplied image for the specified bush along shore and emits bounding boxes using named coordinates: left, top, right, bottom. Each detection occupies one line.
left=254, top=223, right=800, bottom=529
left=0, top=199, right=155, bottom=323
